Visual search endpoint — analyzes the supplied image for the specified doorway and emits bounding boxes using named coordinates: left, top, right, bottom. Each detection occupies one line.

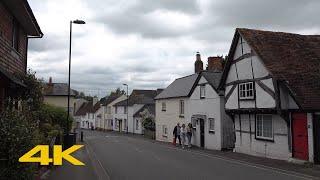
left=292, top=113, right=309, bottom=161
left=313, top=114, right=320, bottom=164
left=119, top=120, right=122, bottom=132
left=200, top=119, right=205, bottom=148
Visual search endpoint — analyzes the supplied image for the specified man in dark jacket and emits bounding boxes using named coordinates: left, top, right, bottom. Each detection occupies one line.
left=173, top=123, right=181, bottom=146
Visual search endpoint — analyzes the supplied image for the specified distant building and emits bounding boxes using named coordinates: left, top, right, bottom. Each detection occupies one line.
left=113, top=90, right=159, bottom=134
left=43, top=77, right=79, bottom=114
left=0, top=0, right=42, bottom=111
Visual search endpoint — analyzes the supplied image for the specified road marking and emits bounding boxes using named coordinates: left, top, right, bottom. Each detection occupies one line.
left=85, top=141, right=111, bottom=180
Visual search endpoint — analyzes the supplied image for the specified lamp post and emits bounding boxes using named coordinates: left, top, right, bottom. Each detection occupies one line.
left=67, top=19, right=85, bottom=134
left=123, top=84, right=129, bottom=134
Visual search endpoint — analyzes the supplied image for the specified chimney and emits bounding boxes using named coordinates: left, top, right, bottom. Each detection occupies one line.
left=207, top=56, right=223, bottom=72
left=194, top=52, right=203, bottom=73
left=49, top=77, right=52, bottom=84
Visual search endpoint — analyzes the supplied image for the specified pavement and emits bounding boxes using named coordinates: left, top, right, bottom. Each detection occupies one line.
left=47, top=130, right=320, bottom=180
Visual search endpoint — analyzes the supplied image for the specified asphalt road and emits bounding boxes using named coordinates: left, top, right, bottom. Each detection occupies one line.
left=75, top=130, right=314, bottom=180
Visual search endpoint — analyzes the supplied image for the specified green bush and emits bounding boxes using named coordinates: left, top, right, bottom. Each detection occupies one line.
left=0, top=110, right=38, bottom=179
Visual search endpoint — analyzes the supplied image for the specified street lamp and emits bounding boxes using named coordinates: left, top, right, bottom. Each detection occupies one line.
left=67, top=19, right=86, bottom=134
left=123, top=84, right=129, bottom=134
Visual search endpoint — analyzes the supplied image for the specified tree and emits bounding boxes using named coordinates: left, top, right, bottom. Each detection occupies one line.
left=110, top=88, right=126, bottom=96
left=140, top=109, right=155, bottom=131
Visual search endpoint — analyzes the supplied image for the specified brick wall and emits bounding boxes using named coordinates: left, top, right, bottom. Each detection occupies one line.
left=0, top=2, right=27, bottom=75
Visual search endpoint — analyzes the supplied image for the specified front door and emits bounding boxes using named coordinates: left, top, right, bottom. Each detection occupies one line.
left=313, top=114, right=320, bottom=164
left=119, top=120, right=122, bottom=132
left=292, top=113, right=309, bottom=161
left=200, top=119, right=205, bottom=148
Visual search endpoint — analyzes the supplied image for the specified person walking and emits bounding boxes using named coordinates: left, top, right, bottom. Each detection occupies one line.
left=173, top=123, right=181, bottom=146
left=186, top=123, right=193, bottom=148
left=180, top=124, right=187, bottom=149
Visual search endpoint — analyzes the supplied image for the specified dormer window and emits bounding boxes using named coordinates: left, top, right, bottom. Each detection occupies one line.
left=239, top=82, right=254, bottom=100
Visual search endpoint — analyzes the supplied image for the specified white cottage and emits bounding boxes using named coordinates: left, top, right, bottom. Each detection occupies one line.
left=113, top=90, right=158, bottom=134
left=74, top=101, right=96, bottom=129
left=156, top=53, right=234, bottom=150
left=102, top=94, right=127, bottom=131
left=220, top=28, right=320, bottom=163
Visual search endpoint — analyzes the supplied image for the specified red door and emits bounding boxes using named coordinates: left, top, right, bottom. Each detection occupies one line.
left=292, top=113, right=309, bottom=160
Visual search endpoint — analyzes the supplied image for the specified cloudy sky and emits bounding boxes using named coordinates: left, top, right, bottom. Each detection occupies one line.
left=27, top=0, right=320, bottom=97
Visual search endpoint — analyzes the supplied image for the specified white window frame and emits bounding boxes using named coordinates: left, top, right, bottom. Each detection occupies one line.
left=162, top=102, right=166, bottom=111
left=124, top=106, right=127, bottom=114
left=162, top=125, right=168, bottom=136
left=179, top=100, right=185, bottom=116
left=200, top=85, right=206, bottom=98
left=136, top=119, right=139, bottom=130
left=255, top=114, right=273, bottom=140
left=239, top=82, right=254, bottom=100
left=208, top=118, right=215, bottom=133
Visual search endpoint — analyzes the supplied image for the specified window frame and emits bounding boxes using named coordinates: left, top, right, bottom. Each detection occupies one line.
left=208, top=118, right=215, bottom=133
left=136, top=119, right=139, bottom=130
left=255, top=114, right=274, bottom=141
left=239, top=82, right=255, bottom=100
left=179, top=100, right=185, bottom=117
left=161, top=102, right=166, bottom=112
left=124, top=106, right=127, bottom=114
left=200, top=84, right=206, bottom=99
left=12, top=19, right=19, bottom=51
left=162, top=125, right=168, bottom=137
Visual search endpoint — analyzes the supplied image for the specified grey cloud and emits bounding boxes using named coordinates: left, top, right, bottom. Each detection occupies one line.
left=209, top=0, right=320, bottom=30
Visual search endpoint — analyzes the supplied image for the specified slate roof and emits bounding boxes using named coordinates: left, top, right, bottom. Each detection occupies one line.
left=114, top=90, right=157, bottom=106
left=102, top=94, right=122, bottom=106
left=221, top=28, right=320, bottom=110
left=75, top=101, right=93, bottom=116
left=44, top=83, right=78, bottom=96
left=133, top=104, right=155, bottom=117
left=155, top=74, right=199, bottom=100
left=74, top=101, right=101, bottom=116
left=201, top=71, right=222, bottom=90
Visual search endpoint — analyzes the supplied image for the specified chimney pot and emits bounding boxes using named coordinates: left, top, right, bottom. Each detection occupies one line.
left=194, top=52, right=203, bottom=73
left=49, top=77, right=52, bottom=84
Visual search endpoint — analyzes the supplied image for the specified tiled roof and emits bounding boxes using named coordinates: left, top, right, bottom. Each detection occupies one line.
left=74, top=101, right=100, bottom=116
left=222, top=28, right=320, bottom=110
left=133, top=104, right=155, bottom=117
left=75, top=101, right=93, bottom=116
left=114, top=90, right=157, bottom=106
left=201, top=71, right=222, bottom=90
left=44, top=83, right=78, bottom=96
left=155, top=74, right=199, bottom=100
left=101, top=94, right=122, bottom=106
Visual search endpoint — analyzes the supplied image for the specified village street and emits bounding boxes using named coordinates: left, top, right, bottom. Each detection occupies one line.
left=48, top=130, right=319, bottom=180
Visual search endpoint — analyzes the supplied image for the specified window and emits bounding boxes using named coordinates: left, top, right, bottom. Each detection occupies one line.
left=209, top=118, right=215, bottom=133
left=162, top=125, right=168, bottom=136
left=256, top=114, right=273, bottom=140
left=162, top=102, right=166, bottom=111
left=115, top=106, right=118, bottom=114
left=124, top=106, right=127, bottom=114
left=107, top=106, right=111, bottom=114
left=239, top=82, right=254, bottom=100
left=200, top=85, right=206, bottom=98
left=136, top=119, right=139, bottom=130
left=12, top=20, right=19, bottom=51
left=179, top=100, right=184, bottom=116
